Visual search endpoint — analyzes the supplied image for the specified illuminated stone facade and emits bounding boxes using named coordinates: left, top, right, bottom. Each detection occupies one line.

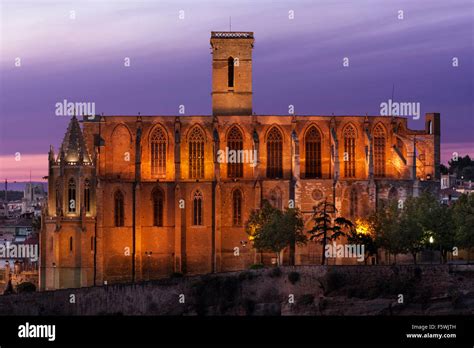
left=40, top=32, right=440, bottom=290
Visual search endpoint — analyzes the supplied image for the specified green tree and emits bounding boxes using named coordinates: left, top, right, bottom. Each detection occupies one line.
left=245, top=200, right=279, bottom=240
left=372, top=201, right=404, bottom=263
left=440, top=164, right=449, bottom=175
left=245, top=200, right=307, bottom=265
left=308, top=200, right=354, bottom=265
left=452, top=193, right=474, bottom=261
left=398, top=196, right=425, bottom=264
left=448, top=155, right=474, bottom=180
left=347, top=218, right=378, bottom=264
left=414, top=192, right=455, bottom=263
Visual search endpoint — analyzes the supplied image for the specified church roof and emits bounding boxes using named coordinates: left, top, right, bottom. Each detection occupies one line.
left=59, top=115, right=91, bottom=164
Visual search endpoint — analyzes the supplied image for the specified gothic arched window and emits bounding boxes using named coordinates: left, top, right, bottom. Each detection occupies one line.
left=269, top=188, right=283, bottom=210
left=193, top=190, right=203, bottom=226
left=152, top=188, right=164, bottom=227
left=232, top=189, right=243, bottom=226
left=266, top=127, right=283, bottom=179
left=114, top=190, right=124, bottom=227
left=151, top=127, right=167, bottom=176
left=189, top=127, right=205, bottom=179
left=350, top=188, right=358, bottom=219
left=68, top=178, right=76, bottom=213
left=84, top=179, right=91, bottom=213
left=228, top=57, right=234, bottom=88
left=373, top=124, right=386, bottom=177
left=305, top=126, right=322, bottom=178
left=227, top=126, right=243, bottom=178
left=343, top=125, right=356, bottom=178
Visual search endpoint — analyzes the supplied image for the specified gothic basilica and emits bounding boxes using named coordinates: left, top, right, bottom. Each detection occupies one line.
left=40, top=32, right=440, bottom=290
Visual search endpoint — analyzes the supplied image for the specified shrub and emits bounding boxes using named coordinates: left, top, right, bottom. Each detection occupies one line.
left=298, top=294, right=315, bottom=306
left=269, top=267, right=282, bottom=278
left=16, top=282, right=36, bottom=293
left=238, top=271, right=255, bottom=281
left=288, top=271, right=300, bottom=284
left=249, top=263, right=264, bottom=270
left=318, top=270, right=346, bottom=295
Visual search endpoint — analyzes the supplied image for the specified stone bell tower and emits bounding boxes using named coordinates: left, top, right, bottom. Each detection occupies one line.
left=210, top=31, right=254, bottom=116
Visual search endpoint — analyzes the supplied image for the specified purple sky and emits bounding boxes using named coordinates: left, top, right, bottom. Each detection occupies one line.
left=0, top=0, right=473, bottom=180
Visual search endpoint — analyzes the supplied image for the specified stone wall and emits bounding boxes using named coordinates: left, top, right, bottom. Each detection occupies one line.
left=2, top=265, right=473, bottom=316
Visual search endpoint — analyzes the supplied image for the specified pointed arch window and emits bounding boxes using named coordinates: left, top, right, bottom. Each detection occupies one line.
left=193, top=190, right=203, bottom=226
left=373, top=125, right=386, bottom=177
left=232, top=189, right=243, bottom=226
left=305, top=126, right=322, bottom=178
left=84, top=179, right=91, bottom=213
left=343, top=125, right=356, bottom=178
left=350, top=188, right=358, bottom=219
left=189, top=127, right=205, bottom=179
left=266, top=127, right=283, bottom=179
left=114, top=190, right=124, bottom=227
left=152, top=188, right=164, bottom=227
left=68, top=178, right=76, bottom=213
left=227, top=126, right=243, bottom=178
left=269, top=188, right=283, bottom=210
left=228, top=57, right=234, bottom=88
left=69, top=236, right=73, bottom=252
left=151, top=127, right=167, bottom=176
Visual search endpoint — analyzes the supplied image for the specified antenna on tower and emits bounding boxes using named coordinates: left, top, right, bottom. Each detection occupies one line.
left=229, top=16, right=232, bottom=31
left=391, top=83, right=395, bottom=101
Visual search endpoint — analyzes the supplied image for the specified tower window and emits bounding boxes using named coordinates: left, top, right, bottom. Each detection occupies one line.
left=266, top=127, right=283, bottom=179
left=343, top=125, right=356, bottom=178
left=227, top=126, right=244, bottom=178
left=68, top=178, right=76, bottom=213
left=84, top=179, right=91, bottom=213
left=152, top=188, right=164, bottom=227
left=373, top=125, right=386, bottom=177
left=189, top=127, right=205, bottom=179
left=69, top=236, right=73, bottom=252
left=232, top=189, right=243, bottom=226
left=228, top=57, right=234, bottom=88
left=151, top=127, right=167, bottom=176
left=193, top=190, right=203, bottom=226
left=114, top=190, right=124, bottom=227
left=305, top=126, right=322, bottom=178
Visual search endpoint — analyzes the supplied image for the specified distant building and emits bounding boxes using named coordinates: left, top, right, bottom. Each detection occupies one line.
left=22, top=183, right=46, bottom=216
left=441, top=174, right=457, bottom=189
left=0, top=215, right=36, bottom=269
